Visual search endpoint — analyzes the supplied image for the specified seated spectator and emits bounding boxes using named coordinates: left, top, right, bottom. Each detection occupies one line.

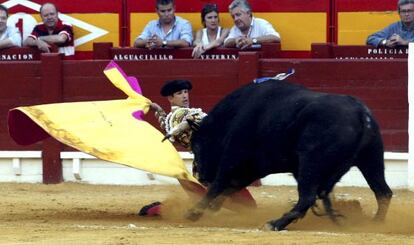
left=0, top=4, right=21, bottom=49
left=192, top=3, right=230, bottom=58
left=367, top=0, right=414, bottom=47
left=23, top=3, right=74, bottom=56
left=224, top=0, right=280, bottom=49
left=133, top=0, right=192, bottom=49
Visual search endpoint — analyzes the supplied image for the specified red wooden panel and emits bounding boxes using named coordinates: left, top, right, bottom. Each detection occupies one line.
left=4, top=0, right=122, bottom=14
left=258, top=59, right=407, bottom=152
left=0, top=61, right=43, bottom=150
left=382, top=130, right=408, bottom=152
left=92, top=44, right=281, bottom=60
left=311, top=44, right=409, bottom=59
left=127, top=0, right=330, bottom=12
left=61, top=60, right=240, bottom=129
left=0, top=58, right=409, bottom=153
left=359, top=99, right=407, bottom=111
left=259, top=59, right=407, bottom=85
left=373, top=110, right=408, bottom=130
left=335, top=0, right=396, bottom=12
left=390, top=131, right=408, bottom=152
left=0, top=47, right=41, bottom=61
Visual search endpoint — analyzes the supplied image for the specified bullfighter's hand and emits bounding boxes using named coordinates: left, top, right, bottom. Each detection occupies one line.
left=150, top=102, right=162, bottom=112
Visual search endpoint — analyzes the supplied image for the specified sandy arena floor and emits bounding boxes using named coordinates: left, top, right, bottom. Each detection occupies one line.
left=0, top=183, right=413, bottom=244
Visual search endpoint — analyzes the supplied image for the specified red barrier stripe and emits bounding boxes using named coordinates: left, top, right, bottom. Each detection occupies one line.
left=3, top=0, right=122, bottom=14
left=127, top=0, right=330, bottom=13
left=336, top=0, right=397, bottom=12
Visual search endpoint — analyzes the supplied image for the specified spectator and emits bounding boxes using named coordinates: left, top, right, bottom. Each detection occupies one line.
left=0, top=4, right=21, bottom=49
left=367, top=0, right=414, bottom=48
left=224, top=0, right=280, bottom=49
left=192, top=3, right=230, bottom=58
left=133, top=0, right=192, bottom=49
left=23, top=3, right=74, bottom=56
left=138, top=79, right=257, bottom=216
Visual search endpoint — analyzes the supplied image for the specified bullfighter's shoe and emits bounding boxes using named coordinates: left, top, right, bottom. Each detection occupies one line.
left=138, top=201, right=162, bottom=216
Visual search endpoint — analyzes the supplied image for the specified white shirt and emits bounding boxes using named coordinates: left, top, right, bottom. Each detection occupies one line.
left=225, top=17, right=280, bottom=43
left=0, top=26, right=22, bottom=47
left=201, top=27, right=222, bottom=46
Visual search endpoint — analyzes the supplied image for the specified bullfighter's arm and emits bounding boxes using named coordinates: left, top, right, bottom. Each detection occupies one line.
left=150, top=102, right=167, bottom=130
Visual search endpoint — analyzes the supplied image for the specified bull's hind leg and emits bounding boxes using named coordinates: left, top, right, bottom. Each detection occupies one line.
left=313, top=163, right=355, bottom=223
left=265, top=179, right=319, bottom=231
left=355, top=134, right=393, bottom=221
left=317, top=191, right=344, bottom=224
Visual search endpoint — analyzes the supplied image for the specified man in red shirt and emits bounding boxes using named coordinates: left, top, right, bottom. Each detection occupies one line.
left=23, top=3, right=74, bottom=56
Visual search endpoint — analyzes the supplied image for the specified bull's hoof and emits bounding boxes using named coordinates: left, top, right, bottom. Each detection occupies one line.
left=185, top=208, right=204, bottom=221
left=261, top=220, right=286, bottom=231
left=372, top=215, right=385, bottom=222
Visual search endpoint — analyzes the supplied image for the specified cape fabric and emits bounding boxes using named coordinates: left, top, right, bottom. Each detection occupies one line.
left=8, top=61, right=199, bottom=184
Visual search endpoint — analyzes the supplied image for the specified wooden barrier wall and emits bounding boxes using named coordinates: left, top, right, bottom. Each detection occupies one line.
left=311, top=43, right=408, bottom=59
left=259, top=59, right=407, bottom=152
left=0, top=53, right=407, bottom=182
left=1, top=0, right=401, bottom=58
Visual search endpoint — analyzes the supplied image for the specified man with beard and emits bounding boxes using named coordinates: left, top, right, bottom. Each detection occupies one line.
left=367, top=0, right=414, bottom=47
left=133, top=0, right=192, bottom=49
left=224, top=0, right=280, bottom=49
left=23, top=3, right=74, bottom=56
left=0, top=4, right=21, bottom=49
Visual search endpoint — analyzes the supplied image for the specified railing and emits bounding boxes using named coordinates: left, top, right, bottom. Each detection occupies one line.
left=311, top=43, right=408, bottom=59
left=0, top=47, right=41, bottom=61
left=93, top=42, right=281, bottom=60
left=2, top=43, right=408, bottom=61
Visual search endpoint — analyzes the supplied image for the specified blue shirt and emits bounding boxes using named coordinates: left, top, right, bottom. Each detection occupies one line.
left=366, top=21, right=414, bottom=47
left=0, top=26, right=22, bottom=47
left=136, top=16, right=193, bottom=45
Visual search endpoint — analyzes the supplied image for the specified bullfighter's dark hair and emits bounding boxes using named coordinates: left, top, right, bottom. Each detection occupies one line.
left=201, top=3, right=219, bottom=27
left=156, top=0, right=174, bottom=8
left=160, top=80, right=192, bottom=97
left=0, top=4, right=8, bottom=17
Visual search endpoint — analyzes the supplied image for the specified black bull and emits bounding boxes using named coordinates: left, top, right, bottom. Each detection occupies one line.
left=186, top=80, right=393, bottom=231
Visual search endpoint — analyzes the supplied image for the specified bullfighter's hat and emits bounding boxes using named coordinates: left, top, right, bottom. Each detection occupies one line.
left=160, top=80, right=192, bottom=97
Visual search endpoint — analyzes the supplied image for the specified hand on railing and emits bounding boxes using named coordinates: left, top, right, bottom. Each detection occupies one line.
left=192, top=44, right=205, bottom=59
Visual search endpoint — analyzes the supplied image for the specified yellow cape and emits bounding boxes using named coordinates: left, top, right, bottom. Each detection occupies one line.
left=8, top=61, right=199, bottom=184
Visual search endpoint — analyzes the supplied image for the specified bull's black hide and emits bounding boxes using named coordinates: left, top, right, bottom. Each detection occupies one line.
left=188, top=80, right=392, bottom=231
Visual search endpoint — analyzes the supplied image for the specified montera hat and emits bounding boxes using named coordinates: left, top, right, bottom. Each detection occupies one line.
left=160, top=80, right=192, bottom=97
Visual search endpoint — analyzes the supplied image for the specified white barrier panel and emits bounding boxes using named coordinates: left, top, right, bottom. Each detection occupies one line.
left=408, top=43, right=414, bottom=191
left=0, top=151, right=410, bottom=188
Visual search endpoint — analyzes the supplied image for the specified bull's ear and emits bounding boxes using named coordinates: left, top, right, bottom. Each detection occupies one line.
left=187, top=119, right=200, bottom=132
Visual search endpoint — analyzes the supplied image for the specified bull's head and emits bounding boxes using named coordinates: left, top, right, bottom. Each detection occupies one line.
left=190, top=127, right=220, bottom=186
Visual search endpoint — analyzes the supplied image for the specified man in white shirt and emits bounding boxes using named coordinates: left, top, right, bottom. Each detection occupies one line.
left=133, top=0, right=192, bottom=49
left=224, top=0, right=280, bottom=49
left=0, top=4, right=21, bottom=49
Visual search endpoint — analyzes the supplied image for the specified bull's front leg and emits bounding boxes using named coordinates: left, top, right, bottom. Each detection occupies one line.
left=185, top=195, right=212, bottom=221
left=185, top=182, right=226, bottom=221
